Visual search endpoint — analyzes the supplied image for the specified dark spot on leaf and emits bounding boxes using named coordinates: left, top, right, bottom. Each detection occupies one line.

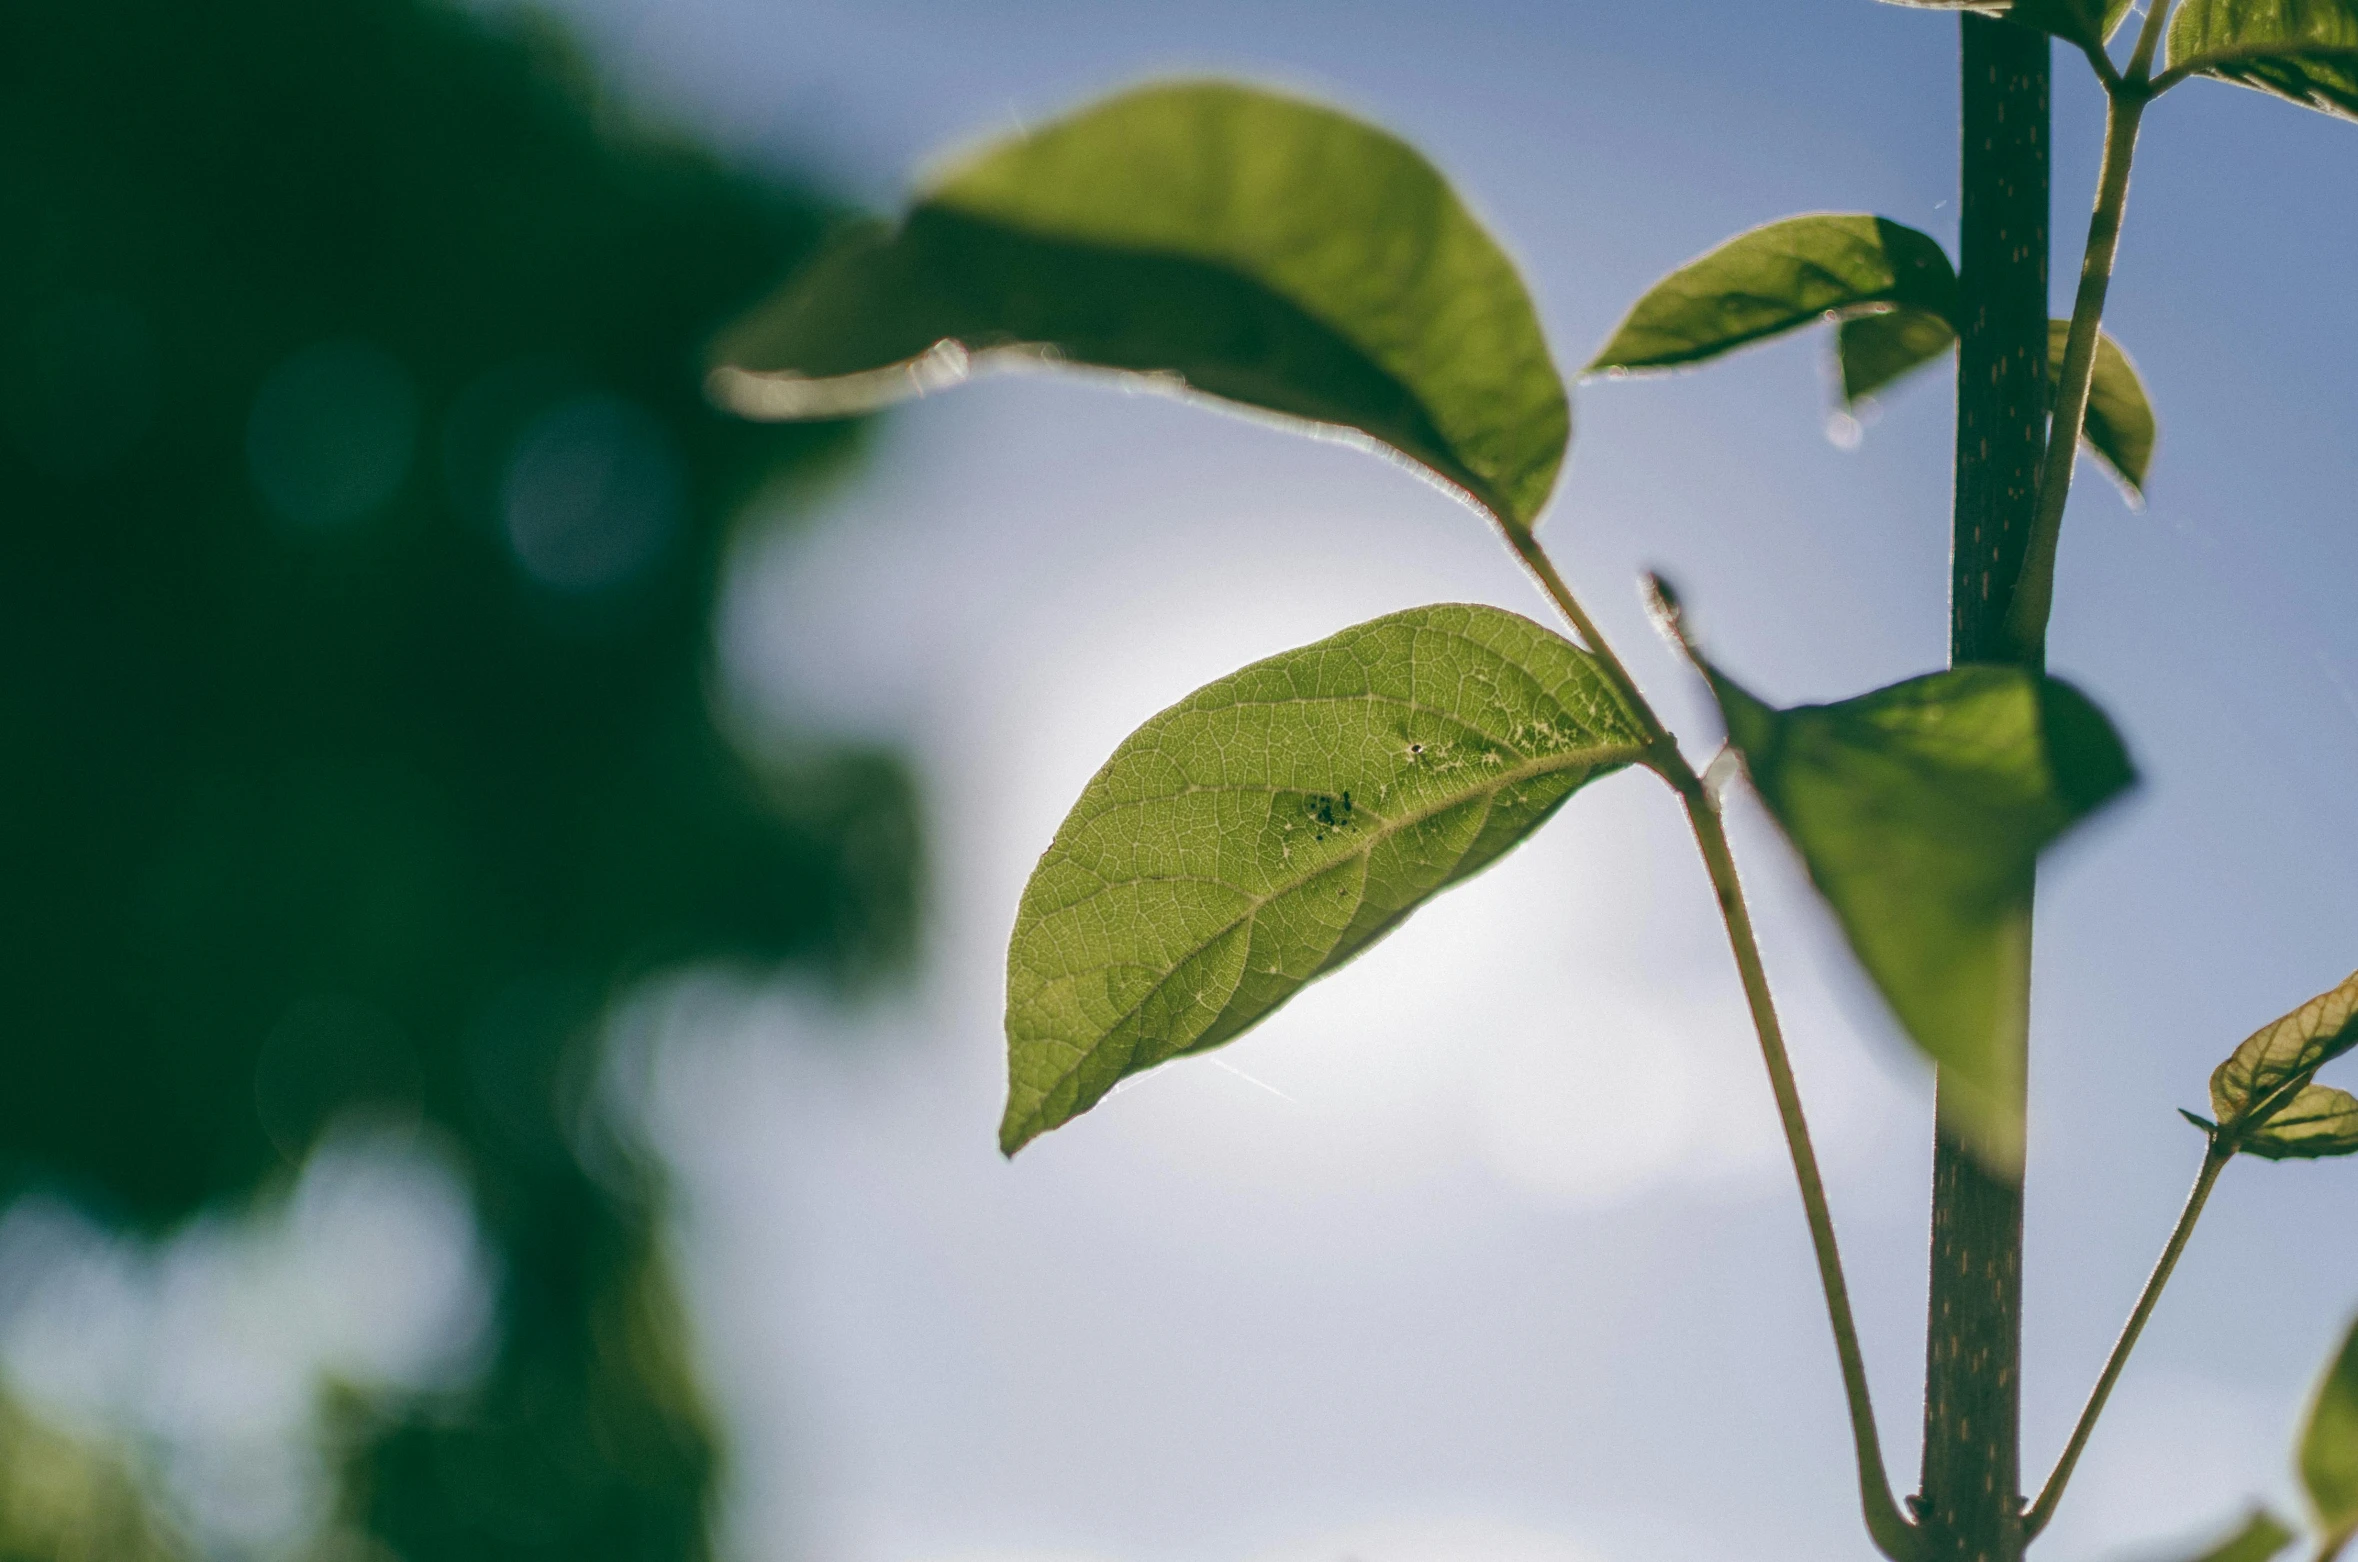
left=1305, top=791, right=1355, bottom=832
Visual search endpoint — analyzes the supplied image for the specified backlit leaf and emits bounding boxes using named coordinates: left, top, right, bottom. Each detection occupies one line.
left=2166, top=0, right=2358, bottom=122
left=2177, top=1511, right=2299, bottom=1562
left=1875, top=0, right=2134, bottom=55
left=2066, top=321, right=2158, bottom=500
left=2243, top=1085, right=2358, bottom=1159
left=2303, top=1311, right=2358, bottom=1553
left=1836, top=306, right=1957, bottom=403
left=2209, top=969, right=2358, bottom=1141
left=1001, top=604, right=1647, bottom=1155
left=710, top=81, right=1570, bottom=530
left=1898, top=0, right=2136, bottom=51
left=1588, top=214, right=1956, bottom=374
left=1697, top=650, right=2134, bottom=1173
left=1834, top=313, right=2154, bottom=499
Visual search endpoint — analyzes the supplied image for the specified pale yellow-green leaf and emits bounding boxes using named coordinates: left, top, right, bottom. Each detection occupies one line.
left=2243, top=1084, right=2358, bottom=1159
left=2209, top=969, right=2358, bottom=1141
left=1002, top=604, right=1647, bottom=1154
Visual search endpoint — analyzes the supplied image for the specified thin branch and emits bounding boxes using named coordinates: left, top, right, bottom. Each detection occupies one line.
left=2024, top=1140, right=2234, bottom=1539
left=2124, top=0, right=2173, bottom=82
left=1499, top=524, right=1672, bottom=756
left=2002, top=81, right=2149, bottom=661
left=1685, top=790, right=1922, bottom=1562
left=1502, top=522, right=1919, bottom=1562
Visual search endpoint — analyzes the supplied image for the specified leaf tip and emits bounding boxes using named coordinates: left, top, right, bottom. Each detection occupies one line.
left=1640, top=572, right=1692, bottom=653
left=997, top=1103, right=1042, bottom=1159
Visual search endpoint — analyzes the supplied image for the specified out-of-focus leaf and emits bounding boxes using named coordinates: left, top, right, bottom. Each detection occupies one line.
left=2243, top=1085, right=2358, bottom=1159
left=1002, top=604, right=1646, bottom=1155
left=2175, top=1511, right=2300, bottom=1562
left=1833, top=313, right=2154, bottom=500
left=2208, top=971, right=2358, bottom=1147
left=2063, top=321, right=2158, bottom=500
left=2166, top=0, right=2358, bottom=122
left=712, top=82, right=1569, bottom=530
left=2304, top=1311, right=2358, bottom=1553
left=0, top=1391, right=185, bottom=1561
left=1587, top=214, right=1956, bottom=374
left=1876, top=0, right=2135, bottom=53
left=1695, top=647, right=2134, bottom=1173
left=1837, top=306, right=1959, bottom=403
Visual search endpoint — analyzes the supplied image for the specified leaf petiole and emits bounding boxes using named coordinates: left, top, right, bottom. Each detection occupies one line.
left=2005, top=86, right=2151, bottom=657
left=2025, top=1137, right=2235, bottom=1538
left=1502, top=524, right=1920, bottom=1562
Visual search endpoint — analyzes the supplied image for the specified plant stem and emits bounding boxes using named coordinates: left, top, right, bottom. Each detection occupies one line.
left=1500, top=525, right=1672, bottom=752
left=2023, top=1141, right=2233, bottom=1540
left=1498, top=520, right=1917, bottom=1562
left=1685, top=788, right=1921, bottom=1562
left=2001, top=50, right=2159, bottom=661
left=1924, top=21, right=2047, bottom=1562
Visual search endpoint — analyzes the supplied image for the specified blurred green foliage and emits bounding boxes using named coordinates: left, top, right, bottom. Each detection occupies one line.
left=0, top=1392, right=182, bottom=1561
left=0, top=0, right=917, bottom=1555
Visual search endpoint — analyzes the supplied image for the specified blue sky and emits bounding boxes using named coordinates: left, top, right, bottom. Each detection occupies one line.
left=477, top=3, right=2358, bottom=1560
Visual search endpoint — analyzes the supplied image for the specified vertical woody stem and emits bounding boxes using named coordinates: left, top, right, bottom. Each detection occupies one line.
left=1921, top=18, right=2047, bottom=1562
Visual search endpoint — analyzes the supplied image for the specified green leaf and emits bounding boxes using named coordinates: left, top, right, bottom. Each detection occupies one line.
left=1833, top=314, right=2153, bottom=500
left=2304, top=1311, right=2358, bottom=1553
left=1875, top=0, right=2134, bottom=55
left=2177, top=1511, right=2300, bottom=1562
left=708, top=81, right=1569, bottom=530
left=1000, top=603, right=1648, bottom=1155
left=1695, top=647, right=2135, bottom=1172
left=2064, top=320, right=2158, bottom=501
left=1836, top=306, right=1958, bottom=403
left=1587, top=214, right=1956, bottom=375
left=2209, top=969, right=2358, bottom=1142
left=2243, top=1085, right=2358, bottom=1159
left=2166, top=0, right=2358, bottom=123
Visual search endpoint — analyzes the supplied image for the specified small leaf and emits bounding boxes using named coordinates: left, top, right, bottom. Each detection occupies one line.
left=1692, top=645, right=2134, bottom=1173
left=2166, top=0, right=2358, bottom=123
left=2243, top=1085, right=2358, bottom=1159
left=1875, top=0, right=2134, bottom=54
left=2063, top=321, right=2158, bottom=500
left=2178, top=1511, right=2300, bottom=1562
left=1001, top=604, right=1648, bottom=1155
left=2209, top=970, right=2358, bottom=1139
left=1588, top=214, right=1956, bottom=375
left=1833, top=314, right=2154, bottom=500
left=2304, top=1311, right=2358, bottom=1553
left=709, top=81, right=1570, bottom=530
left=1837, top=306, right=1958, bottom=404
